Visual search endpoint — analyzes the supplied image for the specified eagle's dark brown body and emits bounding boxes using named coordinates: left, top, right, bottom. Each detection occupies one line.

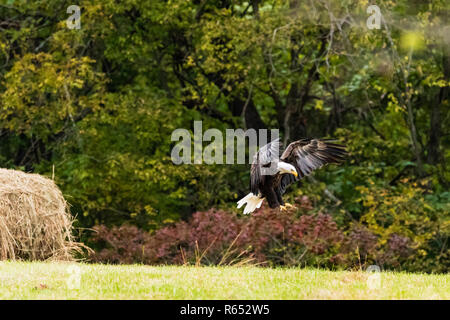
left=259, top=174, right=284, bottom=208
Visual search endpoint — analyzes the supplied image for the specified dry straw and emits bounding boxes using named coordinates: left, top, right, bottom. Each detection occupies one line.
left=0, top=168, right=86, bottom=261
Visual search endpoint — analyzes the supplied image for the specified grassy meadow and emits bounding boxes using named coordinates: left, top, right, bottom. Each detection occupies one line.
left=0, top=261, right=448, bottom=300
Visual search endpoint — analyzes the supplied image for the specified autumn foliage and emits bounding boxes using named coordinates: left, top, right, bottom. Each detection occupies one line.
left=89, top=196, right=446, bottom=272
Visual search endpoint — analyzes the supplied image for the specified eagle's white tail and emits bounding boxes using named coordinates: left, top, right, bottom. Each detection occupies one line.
left=237, top=193, right=264, bottom=214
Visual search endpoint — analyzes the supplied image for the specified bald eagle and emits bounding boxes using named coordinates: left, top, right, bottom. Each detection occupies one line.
left=237, top=138, right=347, bottom=214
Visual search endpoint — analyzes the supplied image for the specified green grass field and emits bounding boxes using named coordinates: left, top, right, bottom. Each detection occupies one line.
left=0, top=261, right=448, bottom=299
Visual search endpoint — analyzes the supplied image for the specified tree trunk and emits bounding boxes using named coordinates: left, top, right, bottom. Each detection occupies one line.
left=427, top=45, right=449, bottom=165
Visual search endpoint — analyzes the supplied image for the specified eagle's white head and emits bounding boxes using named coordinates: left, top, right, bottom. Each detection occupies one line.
left=277, top=161, right=298, bottom=177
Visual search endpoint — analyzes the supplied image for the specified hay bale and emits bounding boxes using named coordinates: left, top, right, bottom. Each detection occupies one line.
left=0, top=168, right=83, bottom=261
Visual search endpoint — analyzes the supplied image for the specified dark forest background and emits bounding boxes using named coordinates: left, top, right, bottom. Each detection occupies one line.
left=0, top=0, right=448, bottom=272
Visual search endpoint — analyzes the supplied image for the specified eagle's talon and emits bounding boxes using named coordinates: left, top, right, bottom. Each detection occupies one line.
left=285, top=203, right=296, bottom=209
left=280, top=205, right=287, bottom=212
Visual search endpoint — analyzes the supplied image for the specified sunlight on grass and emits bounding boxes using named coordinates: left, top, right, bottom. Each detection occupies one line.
left=0, top=261, right=448, bottom=299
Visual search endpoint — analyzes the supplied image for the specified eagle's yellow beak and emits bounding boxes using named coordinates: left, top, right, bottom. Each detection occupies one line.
left=292, top=170, right=298, bottom=177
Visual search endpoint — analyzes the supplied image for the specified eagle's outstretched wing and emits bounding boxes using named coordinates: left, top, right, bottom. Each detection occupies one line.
left=278, top=138, right=347, bottom=195
left=250, top=138, right=280, bottom=195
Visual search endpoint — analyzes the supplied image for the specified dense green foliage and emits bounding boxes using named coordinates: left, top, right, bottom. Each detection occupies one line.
left=0, top=0, right=448, bottom=271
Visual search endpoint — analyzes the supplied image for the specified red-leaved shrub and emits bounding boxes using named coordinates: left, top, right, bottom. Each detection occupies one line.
left=149, top=209, right=243, bottom=265
left=237, top=206, right=343, bottom=266
left=90, top=224, right=154, bottom=264
left=89, top=198, right=349, bottom=267
left=88, top=197, right=417, bottom=270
